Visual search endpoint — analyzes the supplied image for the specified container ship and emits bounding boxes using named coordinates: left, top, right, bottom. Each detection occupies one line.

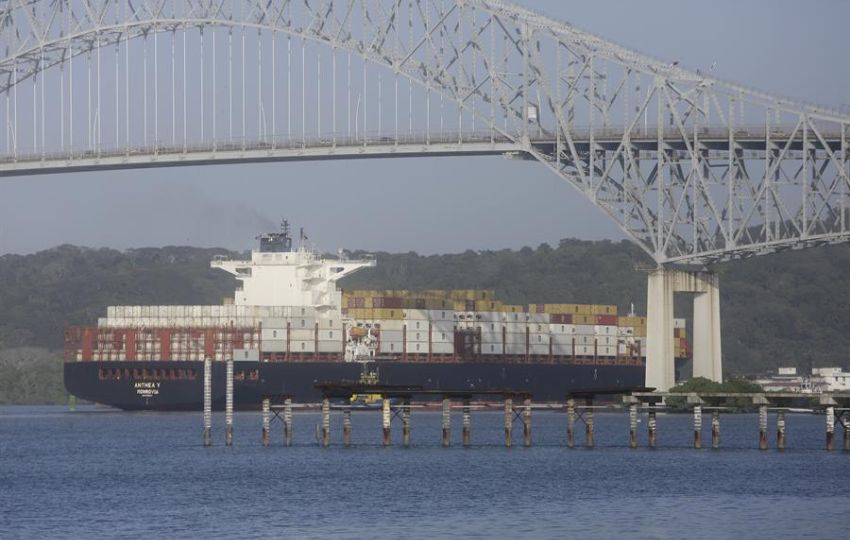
left=64, top=223, right=689, bottom=410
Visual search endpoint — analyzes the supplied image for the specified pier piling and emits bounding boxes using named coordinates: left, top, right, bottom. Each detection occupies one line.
left=225, top=359, right=234, bottom=447
left=402, top=399, right=411, bottom=448
left=203, top=358, right=212, bottom=447
left=844, top=418, right=850, bottom=452
left=566, top=398, right=576, bottom=448
left=826, top=406, right=835, bottom=451
left=441, top=398, right=451, bottom=447
left=343, top=403, right=352, bottom=448
left=283, top=398, right=293, bottom=447
left=504, top=398, right=513, bottom=448
left=261, top=398, right=270, bottom=447
left=523, top=398, right=532, bottom=447
left=462, top=399, right=471, bottom=447
left=321, top=398, right=330, bottom=448
left=585, top=398, right=594, bottom=449
left=647, top=409, right=657, bottom=448
left=776, top=410, right=786, bottom=450
left=382, top=398, right=391, bottom=447
left=758, top=405, right=768, bottom=450
left=628, top=404, right=638, bottom=449
left=711, top=410, right=720, bottom=449
left=693, top=405, right=702, bottom=449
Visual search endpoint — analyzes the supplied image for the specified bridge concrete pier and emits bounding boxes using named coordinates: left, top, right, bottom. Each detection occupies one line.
left=646, top=268, right=722, bottom=392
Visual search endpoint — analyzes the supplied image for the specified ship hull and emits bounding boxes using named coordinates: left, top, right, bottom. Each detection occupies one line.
left=64, top=359, right=644, bottom=411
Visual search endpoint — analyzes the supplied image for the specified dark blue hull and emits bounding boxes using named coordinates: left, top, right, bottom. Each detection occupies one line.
left=64, top=360, right=645, bottom=410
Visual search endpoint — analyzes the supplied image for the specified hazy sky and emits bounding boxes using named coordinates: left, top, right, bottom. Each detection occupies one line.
left=0, top=0, right=847, bottom=255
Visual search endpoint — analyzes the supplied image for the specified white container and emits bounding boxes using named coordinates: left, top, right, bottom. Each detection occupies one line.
left=406, top=320, right=429, bottom=332
left=477, top=311, right=501, bottom=323
left=263, top=317, right=289, bottom=329
left=377, top=320, right=405, bottom=331
left=320, top=317, right=342, bottom=329
left=290, top=340, right=315, bottom=353
left=261, top=328, right=287, bottom=341
left=551, top=335, right=575, bottom=347
left=575, top=325, right=595, bottom=335
left=553, top=344, right=573, bottom=356
left=431, top=330, right=453, bottom=343
left=405, top=309, right=429, bottom=321
left=595, top=325, right=617, bottom=335
left=379, top=341, right=404, bottom=353
left=506, top=312, right=527, bottom=323
left=432, top=343, right=454, bottom=355
left=481, top=343, right=502, bottom=355
left=409, top=342, right=428, bottom=353
left=428, top=310, right=453, bottom=321
left=318, top=341, right=343, bottom=353
left=290, top=329, right=314, bottom=341
left=530, top=333, right=549, bottom=344
left=596, top=335, right=616, bottom=346
left=380, top=330, right=404, bottom=342
left=234, top=348, right=260, bottom=361
left=529, top=344, right=549, bottom=355
left=408, top=331, right=428, bottom=343
left=598, top=345, right=617, bottom=357
left=264, top=339, right=287, bottom=353
left=527, top=314, right=548, bottom=324
left=575, top=345, right=593, bottom=356
left=317, top=329, right=339, bottom=341
left=550, top=324, right=576, bottom=335
left=505, top=343, right=526, bottom=355
left=673, top=318, right=686, bottom=329
left=292, top=318, right=315, bottom=329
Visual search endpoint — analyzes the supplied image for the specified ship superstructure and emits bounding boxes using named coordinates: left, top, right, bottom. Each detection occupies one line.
left=63, top=225, right=688, bottom=410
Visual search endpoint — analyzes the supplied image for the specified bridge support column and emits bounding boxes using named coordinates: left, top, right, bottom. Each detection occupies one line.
left=692, top=273, right=723, bottom=382
left=646, top=268, right=722, bottom=392
left=646, top=269, right=676, bottom=392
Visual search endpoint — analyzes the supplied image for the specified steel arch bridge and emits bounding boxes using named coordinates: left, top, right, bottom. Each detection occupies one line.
left=1, top=0, right=848, bottom=267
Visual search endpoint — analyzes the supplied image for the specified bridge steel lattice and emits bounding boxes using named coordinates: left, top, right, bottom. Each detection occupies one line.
left=1, top=0, right=849, bottom=390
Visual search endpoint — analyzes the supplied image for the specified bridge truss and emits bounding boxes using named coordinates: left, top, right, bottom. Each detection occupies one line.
left=0, top=0, right=848, bottom=265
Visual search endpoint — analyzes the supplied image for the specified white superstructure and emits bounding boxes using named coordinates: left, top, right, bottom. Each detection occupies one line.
left=210, top=222, right=375, bottom=313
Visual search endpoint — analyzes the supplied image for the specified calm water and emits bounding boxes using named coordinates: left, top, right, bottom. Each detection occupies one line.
left=1, top=405, right=847, bottom=539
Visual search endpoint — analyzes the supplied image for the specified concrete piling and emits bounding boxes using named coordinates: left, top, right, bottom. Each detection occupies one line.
left=283, top=398, right=293, bottom=447
left=628, top=404, right=638, bottom=449
left=776, top=410, right=786, bottom=450
left=441, top=398, right=451, bottom=447
left=647, top=409, right=657, bottom=448
left=566, top=398, right=576, bottom=448
left=693, top=405, right=702, bottom=449
left=261, top=398, right=270, bottom=447
left=758, top=405, right=768, bottom=450
left=711, top=410, right=720, bottom=449
left=522, top=397, right=532, bottom=447
left=462, top=399, right=471, bottom=447
left=203, top=358, right=212, bottom=447
left=402, top=399, right=411, bottom=448
left=844, top=418, right=850, bottom=452
left=504, top=398, right=513, bottom=448
left=321, top=398, right=330, bottom=448
left=826, top=406, right=835, bottom=451
left=585, top=398, right=594, bottom=449
left=225, top=359, right=234, bottom=447
left=343, top=403, right=352, bottom=448
left=382, top=398, right=391, bottom=447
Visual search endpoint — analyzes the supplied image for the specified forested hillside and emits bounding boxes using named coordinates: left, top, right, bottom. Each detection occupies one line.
left=1, top=239, right=849, bottom=388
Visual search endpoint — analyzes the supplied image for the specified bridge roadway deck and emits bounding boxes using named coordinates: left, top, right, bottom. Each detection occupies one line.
left=0, top=127, right=843, bottom=177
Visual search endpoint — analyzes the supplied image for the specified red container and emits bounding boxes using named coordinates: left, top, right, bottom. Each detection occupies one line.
left=595, top=315, right=618, bottom=326
left=550, top=313, right=573, bottom=324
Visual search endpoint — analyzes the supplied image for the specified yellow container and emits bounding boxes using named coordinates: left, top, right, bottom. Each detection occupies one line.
left=372, top=308, right=404, bottom=320
left=574, top=314, right=595, bottom=325
left=574, top=304, right=592, bottom=315
left=634, top=326, right=647, bottom=337
left=590, top=304, right=618, bottom=315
